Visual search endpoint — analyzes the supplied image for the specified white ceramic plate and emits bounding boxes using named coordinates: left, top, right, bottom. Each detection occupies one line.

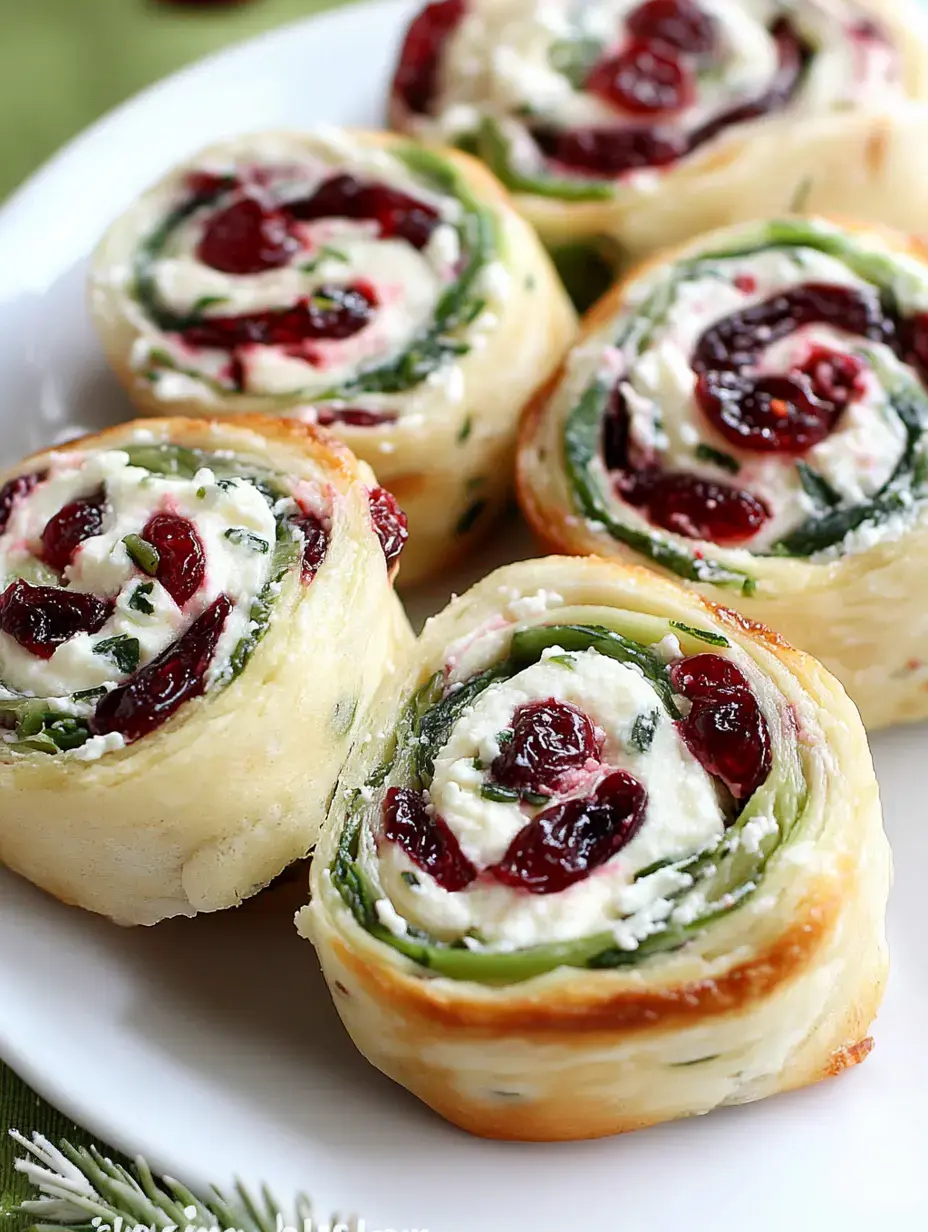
left=0, top=3, right=924, bottom=1227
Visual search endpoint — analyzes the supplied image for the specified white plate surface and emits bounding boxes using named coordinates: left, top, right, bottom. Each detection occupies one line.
left=0, top=4, right=925, bottom=1227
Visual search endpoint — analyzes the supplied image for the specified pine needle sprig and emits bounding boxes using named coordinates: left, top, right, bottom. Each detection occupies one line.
left=10, top=1132, right=354, bottom=1232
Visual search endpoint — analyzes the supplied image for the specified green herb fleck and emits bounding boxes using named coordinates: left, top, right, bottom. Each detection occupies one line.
left=458, top=416, right=473, bottom=443
left=123, top=534, right=160, bottom=576
left=190, top=294, right=229, bottom=316
left=129, top=581, right=155, bottom=616
left=481, top=783, right=520, bottom=803
left=300, top=245, right=349, bottom=274
left=93, top=635, right=141, bottom=675
left=225, top=527, right=270, bottom=554
left=401, top=871, right=420, bottom=889
left=521, top=791, right=551, bottom=807
left=795, top=460, right=842, bottom=510
left=72, top=686, right=107, bottom=703
left=547, top=653, right=577, bottom=669
left=629, top=709, right=660, bottom=753
left=669, top=621, right=730, bottom=648
left=695, top=443, right=740, bottom=475
left=456, top=498, right=487, bottom=536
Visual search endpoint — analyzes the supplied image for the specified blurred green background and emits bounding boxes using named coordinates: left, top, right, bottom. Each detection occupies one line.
left=0, top=0, right=349, bottom=202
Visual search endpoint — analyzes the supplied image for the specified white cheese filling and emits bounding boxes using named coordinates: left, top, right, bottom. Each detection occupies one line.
left=372, top=647, right=726, bottom=950
left=0, top=449, right=277, bottom=708
left=572, top=244, right=918, bottom=551
left=420, top=0, right=902, bottom=171
left=126, top=134, right=507, bottom=405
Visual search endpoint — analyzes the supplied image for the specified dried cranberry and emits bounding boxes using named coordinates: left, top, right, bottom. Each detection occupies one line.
left=796, top=346, right=865, bottom=409
left=626, top=0, right=717, bottom=54
left=534, top=19, right=808, bottom=178
left=587, top=41, right=694, bottom=116
left=315, top=407, right=399, bottom=428
left=0, top=471, right=45, bottom=537
left=181, top=284, right=377, bottom=351
left=382, top=786, right=477, bottom=891
left=603, top=388, right=769, bottom=543
left=196, top=197, right=297, bottom=275
left=670, top=653, right=771, bottom=802
left=695, top=371, right=838, bottom=454
left=288, top=175, right=440, bottom=251
left=0, top=581, right=112, bottom=660
left=490, top=771, right=647, bottom=894
left=491, top=700, right=599, bottom=794
left=41, top=488, right=107, bottom=572
left=642, top=472, right=770, bottom=543
left=141, top=514, right=206, bottom=608
left=533, top=124, right=686, bottom=176
left=290, top=513, right=329, bottom=582
left=91, top=595, right=231, bottom=744
left=900, top=313, right=928, bottom=387
left=692, top=283, right=892, bottom=453
left=392, top=0, right=466, bottom=114
left=369, top=488, right=408, bottom=570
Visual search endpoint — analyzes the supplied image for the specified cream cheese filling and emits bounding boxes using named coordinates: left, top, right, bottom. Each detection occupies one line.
left=370, top=647, right=726, bottom=950
left=0, top=449, right=277, bottom=702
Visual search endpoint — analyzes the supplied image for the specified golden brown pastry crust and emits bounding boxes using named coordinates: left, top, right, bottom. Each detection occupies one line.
left=300, top=556, right=890, bottom=1140
left=0, top=416, right=414, bottom=925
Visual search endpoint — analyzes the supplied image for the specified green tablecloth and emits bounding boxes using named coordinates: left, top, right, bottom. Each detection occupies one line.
left=0, top=0, right=346, bottom=1207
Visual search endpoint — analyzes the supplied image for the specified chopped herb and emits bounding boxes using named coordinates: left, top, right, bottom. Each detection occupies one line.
left=795, top=460, right=841, bottom=510
left=456, top=498, right=487, bottom=536
left=72, top=686, right=107, bottom=703
left=521, top=790, right=551, bottom=807
left=123, top=534, right=160, bottom=576
left=190, top=294, right=229, bottom=316
left=481, top=783, right=520, bottom=803
left=93, top=635, right=141, bottom=675
left=669, top=621, right=730, bottom=648
left=547, top=653, right=577, bottom=669
left=695, top=443, right=740, bottom=475
left=401, top=871, right=420, bottom=888
left=225, top=527, right=270, bottom=553
left=129, top=581, right=155, bottom=615
left=300, top=245, right=349, bottom=274
left=461, top=297, right=487, bottom=326
left=497, top=729, right=513, bottom=746
left=458, top=416, right=473, bottom=443
left=216, top=478, right=238, bottom=491
left=629, top=709, right=660, bottom=753
left=472, top=755, right=485, bottom=771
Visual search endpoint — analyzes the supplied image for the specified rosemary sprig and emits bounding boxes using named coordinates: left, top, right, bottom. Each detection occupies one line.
left=10, top=1131, right=357, bottom=1232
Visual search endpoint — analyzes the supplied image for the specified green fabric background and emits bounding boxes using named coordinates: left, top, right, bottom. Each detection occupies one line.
left=0, top=0, right=345, bottom=1207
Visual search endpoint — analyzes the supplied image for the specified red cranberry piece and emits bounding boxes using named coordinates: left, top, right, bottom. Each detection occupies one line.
left=288, top=176, right=440, bottom=251
left=181, top=284, right=377, bottom=351
left=91, top=595, right=231, bottom=744
left=186, top=170, right=237, bottom=198
left=490, top=771, right=647, bottom=895
left=587, top=40, right=694, bottom=116
left=796, top=346, right=865, bottom=409
left=196, top=197, right=297, bottom=275
left=141, top=513, right=206, bottom=608
left=900, top=313, right=928, bottom=387
left=392, top=0, right=466, bottom=114
left=626, top=0, right=717, bottom=54
left=533, top=124, right=686, bottom=176
left=369, top=488, right=408, bottom=570
left=670, top=653, right=771, bottom=802
left=290, top=513, right=329, bottom=583
left=491, top=700, right=599, bottom=794
left=695, top=371, right=838, bottom=454
left=382, top=786, right=477, bottom=891
left=41, top=488, right=107, bottom=572
left=315, top=407, right=399, bottom=428
left=0, top=471, right=45, bottom=537
left=643, top=472, right=770, bottom=543
left=0, top=581, right=112, bottom=660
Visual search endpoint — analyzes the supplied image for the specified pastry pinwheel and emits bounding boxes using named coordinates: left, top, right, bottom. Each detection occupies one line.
left=0, top=417, right=412, bottom=924
left=300, top=556, right=889, bottom=1140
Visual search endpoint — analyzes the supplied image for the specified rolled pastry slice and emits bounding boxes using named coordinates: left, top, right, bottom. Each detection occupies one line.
left=89, top=128, right=576, bottom=585
left=388, top=0, right=928, bottom=283
left=519, top=216, right=928, bottom=729
left=300, top=556, right=889, bottom=1141
left=0, top=417, right=413, bottom=925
